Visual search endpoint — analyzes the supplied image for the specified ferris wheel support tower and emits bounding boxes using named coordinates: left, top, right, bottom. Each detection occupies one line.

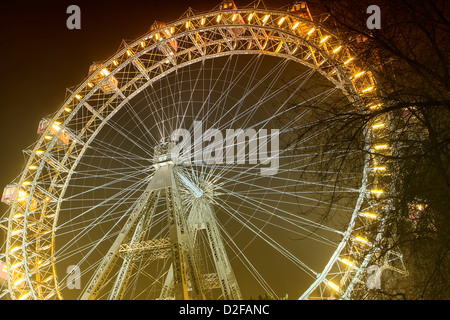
left=81, top=141, right=241, bottom=300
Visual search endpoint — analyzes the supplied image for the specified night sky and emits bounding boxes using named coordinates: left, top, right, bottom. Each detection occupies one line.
left=1, top=0, right=447, bottom=304
left=0, top=0, right=296, bottom=296
left=0, top=0, right=299, bottom=206
left=0, top=0, right=211, bottom=194
left=0, top=0, right=227, bottom=271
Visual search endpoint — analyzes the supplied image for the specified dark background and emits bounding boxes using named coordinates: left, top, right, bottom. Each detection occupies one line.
left=1, top=0, right=448, bottom=303
left=0, top=0, right=209, bottom=196
left=0, top=0, right=295, bottom=289
left=0, top=0, right=299, bottom=211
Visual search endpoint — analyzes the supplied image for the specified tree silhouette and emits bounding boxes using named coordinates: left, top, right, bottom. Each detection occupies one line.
left=294, top=0, right=450, bottom=299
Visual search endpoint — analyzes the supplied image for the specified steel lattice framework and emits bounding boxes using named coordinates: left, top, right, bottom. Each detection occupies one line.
left=0, top=1, right=407, bottom=300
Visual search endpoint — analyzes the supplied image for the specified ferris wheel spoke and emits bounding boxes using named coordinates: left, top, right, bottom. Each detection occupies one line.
left=61, top=168, right=150, bottom=202
left=198, top=87, right=343, bottom=181
left=219, top=143, right=360, bottom=183
left=214, top=182, right=345, bottom=236
left=217, top=224, right=278, bottom=297
left=214, top=165, right=359, bottom=195
left=54, top=176, right=151, bottom=255
left=208, top=65, right=326, bottom=136
left=80, top=187, right=160, bottom=300
left=55, top=210, right=126, bottom=237
left=219, top=196, right=339, bottom=248
left=226, top=189, right=353, bottom=219
left=69, top=169, right=149, bottom=184
left=122, top=101, right=159, bottom=147
left=197, top=57, right=303, bottom=136
left=100, top=117, right=155, bottom=157
left=55, top=228, right=121, bottom=268
left=212, top=198, right=319, bottom=278
left=222, top=61, right=307, bottom=132
left=69, top=156, right=149, bottom=177
left=88, top=138, right=153, bottom=162
left=194, top=54, right=268, bottom=126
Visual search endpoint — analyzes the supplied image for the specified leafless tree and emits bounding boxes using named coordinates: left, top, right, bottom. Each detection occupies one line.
left=291, top=0, right=450, bottom=299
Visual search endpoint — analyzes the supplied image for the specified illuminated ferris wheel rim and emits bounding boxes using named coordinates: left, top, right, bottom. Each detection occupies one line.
left=3, top=1, right=391, bottom=300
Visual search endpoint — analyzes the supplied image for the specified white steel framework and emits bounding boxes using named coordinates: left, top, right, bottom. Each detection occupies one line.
left=0, top=1, right=407, bottom=300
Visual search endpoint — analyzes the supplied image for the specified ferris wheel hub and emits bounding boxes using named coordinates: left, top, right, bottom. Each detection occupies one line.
left=152, top=139, right=175, bottom=168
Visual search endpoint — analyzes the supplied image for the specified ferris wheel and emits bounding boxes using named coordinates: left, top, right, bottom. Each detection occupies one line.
left=0, top=1, right=405, bottom=300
